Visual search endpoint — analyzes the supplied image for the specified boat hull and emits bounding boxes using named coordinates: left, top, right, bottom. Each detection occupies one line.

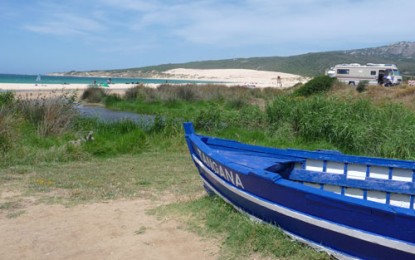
left=184, top=123, right=415, bottom=259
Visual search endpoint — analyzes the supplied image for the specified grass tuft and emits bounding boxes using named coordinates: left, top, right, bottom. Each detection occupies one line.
left=152, top=196, right=329, bottom=259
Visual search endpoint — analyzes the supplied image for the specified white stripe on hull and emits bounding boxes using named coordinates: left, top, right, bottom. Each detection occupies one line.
left=193, top=154, right=415, bottom=255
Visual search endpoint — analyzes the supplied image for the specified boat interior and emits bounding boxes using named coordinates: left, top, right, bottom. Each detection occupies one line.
left=203, top=137, right=415, bottom=211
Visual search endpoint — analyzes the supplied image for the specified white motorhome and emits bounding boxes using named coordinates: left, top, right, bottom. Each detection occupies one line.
left=326, top=63, right=402, bottom=86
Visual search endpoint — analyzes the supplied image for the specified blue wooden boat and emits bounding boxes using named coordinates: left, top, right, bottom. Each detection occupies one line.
left=183, top=122, right=415, bottom=259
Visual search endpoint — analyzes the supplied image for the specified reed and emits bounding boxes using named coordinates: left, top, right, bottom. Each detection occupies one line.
left=16, top=92, right=78, bottom=136
left=267, top=95, right=415, bottom=159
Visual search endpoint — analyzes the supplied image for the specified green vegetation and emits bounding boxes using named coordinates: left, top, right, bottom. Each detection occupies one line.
left=293, top=75, right=336, bottom=96
left=357, top=80, right=369, bottom=93
left=3, top=81, right=415, bottom=259
left=67, top=42, right=415, bottom=77
left=94, top=51, right=415, bottom=77
left=153, top=196, right=326, bottom=259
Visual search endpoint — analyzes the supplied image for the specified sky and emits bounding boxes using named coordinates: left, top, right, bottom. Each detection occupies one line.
left=1, top=0, right=415, bottom=75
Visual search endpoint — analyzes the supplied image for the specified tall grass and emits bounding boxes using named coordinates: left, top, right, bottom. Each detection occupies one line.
left=0, top=91, right=152, bottom=167
left=267, top=95, right=415, bottom=159
left=16, top=92, right=78, bottom=136
left=5, top=83, right=415, bottom=166
left=0, top=107, right=19, bottom=152
left=113, top=84, right=281, bottom=104
left=101, top=83, right=415, bottom=159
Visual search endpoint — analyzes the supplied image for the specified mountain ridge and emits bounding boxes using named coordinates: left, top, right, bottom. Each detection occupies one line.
left=61, top=41, right=415, bottom=78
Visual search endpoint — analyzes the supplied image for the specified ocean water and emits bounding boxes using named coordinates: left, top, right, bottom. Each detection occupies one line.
left=0, top=73, right=212, bottom=85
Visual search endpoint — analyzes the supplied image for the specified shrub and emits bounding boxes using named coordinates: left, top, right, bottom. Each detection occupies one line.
left=16, top=93, right=78, bottom=136
left=195, top=108, right=222, bottom=131
left=357, top=80, right=369, bottom=93
left=81, top=87, right=108, bottom=103
left=0, top=91, right=15, bottom=106
left=293, top=75, right=336, bottom=96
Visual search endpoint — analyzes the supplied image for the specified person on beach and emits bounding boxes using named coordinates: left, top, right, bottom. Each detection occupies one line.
left=277, top=76, right=282, bottom=87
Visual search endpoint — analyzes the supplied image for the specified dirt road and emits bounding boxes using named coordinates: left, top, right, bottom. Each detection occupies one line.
left=0, top=197, right=218, bottom=260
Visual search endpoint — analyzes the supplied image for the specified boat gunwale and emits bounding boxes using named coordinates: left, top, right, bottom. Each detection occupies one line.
left=184, top=125, right=415, bottom=217
left=183, top=123, right=415, bottom=258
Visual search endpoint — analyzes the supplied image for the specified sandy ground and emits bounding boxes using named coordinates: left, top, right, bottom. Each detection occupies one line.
left=0, top=196, right=218, bottom=260
left=0, top=68, right=308, bottom=95
left=163, top=68, right=308, bottom=88
left=0, top=68, right=307, bottom=259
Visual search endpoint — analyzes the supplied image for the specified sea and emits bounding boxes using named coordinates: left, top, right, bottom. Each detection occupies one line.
left=0, top=73, right=212, bottom=85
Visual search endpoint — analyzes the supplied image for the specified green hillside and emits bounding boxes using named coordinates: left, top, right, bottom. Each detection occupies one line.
left=111, top=53, right=414, bottom=77
left=69, top=42, right=415, bottom=77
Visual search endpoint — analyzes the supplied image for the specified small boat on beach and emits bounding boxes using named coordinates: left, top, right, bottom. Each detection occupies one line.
left=183, top=122, right=415, bottom=259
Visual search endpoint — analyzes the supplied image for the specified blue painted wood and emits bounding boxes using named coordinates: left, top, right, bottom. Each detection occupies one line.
left=290, top=169, right=415, bottom=195
left=203, top=133, right=415, bottom=170
left=183, top=122, right=415, bottom=259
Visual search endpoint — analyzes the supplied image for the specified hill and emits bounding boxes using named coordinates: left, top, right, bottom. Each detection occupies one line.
left=64, top=42, right=415, bottom=78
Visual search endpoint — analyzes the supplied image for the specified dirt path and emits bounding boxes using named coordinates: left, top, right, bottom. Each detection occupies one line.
left=0, top=198, right=218, bottom=260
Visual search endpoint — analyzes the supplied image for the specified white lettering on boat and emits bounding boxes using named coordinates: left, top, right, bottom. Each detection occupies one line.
left=196, top=148, right=245, bottom=189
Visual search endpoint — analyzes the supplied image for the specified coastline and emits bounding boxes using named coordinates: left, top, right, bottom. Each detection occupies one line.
left=0, top=83, right=144, bottom=99
left=0, top=69, right=309, bottom=97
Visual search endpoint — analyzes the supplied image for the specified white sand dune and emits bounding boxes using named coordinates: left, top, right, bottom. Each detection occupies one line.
left=163, top=68, right=309, bottom=88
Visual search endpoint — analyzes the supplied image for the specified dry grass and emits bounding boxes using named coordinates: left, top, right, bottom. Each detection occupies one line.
left=16, top=93, right=79, bottom=136
left=0, top=108, right=19, bottom=152
left=329, top=82, right=415, bottom=110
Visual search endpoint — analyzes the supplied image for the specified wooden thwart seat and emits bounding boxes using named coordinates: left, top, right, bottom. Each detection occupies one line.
left=290, top=169, right=415, bottom=195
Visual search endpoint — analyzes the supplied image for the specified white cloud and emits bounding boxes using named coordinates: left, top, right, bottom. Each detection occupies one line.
left=101, top=0, right=158, bottom=12
left=16, top=0, right=415, bottom=53
left=24, top=15, right=105, bottom=36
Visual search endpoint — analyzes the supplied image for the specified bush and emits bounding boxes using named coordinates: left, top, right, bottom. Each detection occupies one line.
left=81, top=87, right=108, bottom=103
left=195, top=108, right=222, bottom=131
left=293, top=75, right=336, bottom=96
left=16, top=93, right=78, bottom=136
left=356, top=80, right=369, bottom=93
left=0, top=91, right=15, bottom=106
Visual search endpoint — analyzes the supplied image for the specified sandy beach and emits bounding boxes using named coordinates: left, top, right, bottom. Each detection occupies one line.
left=0, top=69, right=308, bottom=97
left=163, top=68, right=308, bottom=88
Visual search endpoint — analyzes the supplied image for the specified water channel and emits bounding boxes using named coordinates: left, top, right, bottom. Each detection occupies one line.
left=76, top=104, right=155, bottom=129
